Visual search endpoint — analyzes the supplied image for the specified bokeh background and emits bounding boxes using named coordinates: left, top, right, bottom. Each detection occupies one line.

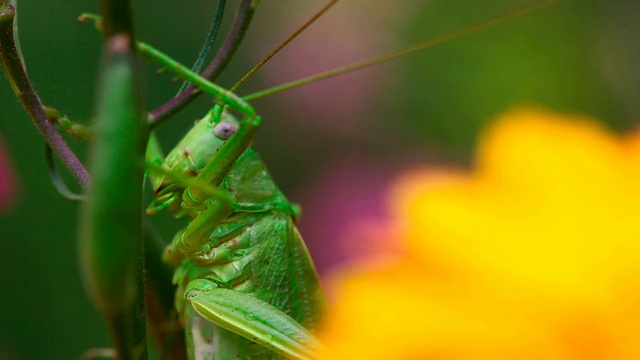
left=0, top=0, right=638, bottom=358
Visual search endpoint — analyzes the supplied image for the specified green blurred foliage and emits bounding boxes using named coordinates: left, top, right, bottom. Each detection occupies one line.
left=0, top=0, right=637, bottom=358
left=391, top=0, right=640, bottom=156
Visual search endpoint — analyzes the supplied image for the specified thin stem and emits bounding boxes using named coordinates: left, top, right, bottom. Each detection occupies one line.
left=46, top=107, right=93, bottom=141
left=45, top=144, right=85, bottom=201
left=147, top=0, right=257, bottom=129
left=176, top=0, right=227, bottom=94
left=0, top=3, right=90, bottom=190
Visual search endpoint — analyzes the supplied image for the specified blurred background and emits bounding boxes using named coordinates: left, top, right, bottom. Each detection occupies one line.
left=0, top=0, right=638, bottom=358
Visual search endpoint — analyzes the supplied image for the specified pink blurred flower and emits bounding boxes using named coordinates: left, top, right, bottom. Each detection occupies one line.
left=0, top=133, right=19, bottom=212
left=295, top=153, right=420, bottom=274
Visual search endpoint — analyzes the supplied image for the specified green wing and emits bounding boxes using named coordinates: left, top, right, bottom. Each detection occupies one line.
left=181, top=211, right=326, bottom=359
left=248, top=211, right=326, bottom=331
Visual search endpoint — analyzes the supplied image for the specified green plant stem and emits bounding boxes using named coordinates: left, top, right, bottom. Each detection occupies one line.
left=99, top=0, right=135, bottom=40
left=176, top=0, right=227, bottom=94
left=94, top=1, right=147, bottom=359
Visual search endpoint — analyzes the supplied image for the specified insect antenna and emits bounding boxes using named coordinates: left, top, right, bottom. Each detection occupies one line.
left=230, top=0, right=340, bottom=93
left=241, top=0, right=559, bottom=101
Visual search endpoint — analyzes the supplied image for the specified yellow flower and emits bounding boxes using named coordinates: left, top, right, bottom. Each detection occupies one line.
left=317, top=108, right=640, bottom=360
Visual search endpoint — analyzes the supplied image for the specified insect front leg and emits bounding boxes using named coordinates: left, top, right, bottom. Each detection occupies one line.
left=183, top=104, right=261, bottom=207
left=138, top=41, right=263, bottom=205
left=163, top=189, right=235, bottom=266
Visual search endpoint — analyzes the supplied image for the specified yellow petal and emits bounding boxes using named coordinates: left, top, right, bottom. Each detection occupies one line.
left=318, top=108, right=640, bottom=359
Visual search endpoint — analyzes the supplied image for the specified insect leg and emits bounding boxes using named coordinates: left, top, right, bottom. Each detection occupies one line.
left=144, top=133, right=188, bottom=215
left=186, top=282, right=321, bottom=360
left=138, top=42, right=263, bottom=205
left=163, top=186, right=235, bottom=266
left=143, top=154, right=239, bottom=265
left=137, top=42, right=255, bottom=117
left=184, top=105, right=261, bottom=208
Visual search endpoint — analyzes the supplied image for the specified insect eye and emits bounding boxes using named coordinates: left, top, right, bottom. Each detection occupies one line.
left=213, top=121, right=238, bottom=140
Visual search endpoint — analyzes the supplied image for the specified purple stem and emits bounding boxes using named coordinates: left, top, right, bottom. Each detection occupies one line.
left=147, top=0, right=256, bottom=129
left=0, top=4, right=90, bottom=190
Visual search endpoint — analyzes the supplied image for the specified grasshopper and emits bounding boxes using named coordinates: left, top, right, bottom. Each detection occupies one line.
left=140, top=42, right=326, bottom=359
left=0, top=0, right=566, bottom=359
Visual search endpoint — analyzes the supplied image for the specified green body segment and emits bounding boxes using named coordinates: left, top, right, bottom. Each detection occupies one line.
left=146, top=111, right=325, bottom=359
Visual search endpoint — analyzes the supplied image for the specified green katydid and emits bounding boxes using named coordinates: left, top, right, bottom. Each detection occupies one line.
left=0, top=0, right=562, bottom=358
left=140, top=39, right=326, bottom=359
left=68, top=16, right=328, bottom=356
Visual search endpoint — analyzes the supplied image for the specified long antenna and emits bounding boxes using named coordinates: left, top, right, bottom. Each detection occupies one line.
left=242, top=0, right=559, bottom=101
left=230, top=0, right=340, bottom=92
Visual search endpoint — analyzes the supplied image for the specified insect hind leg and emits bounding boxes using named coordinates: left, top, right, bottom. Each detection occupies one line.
left=185, top=280, right=321, bottom=360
